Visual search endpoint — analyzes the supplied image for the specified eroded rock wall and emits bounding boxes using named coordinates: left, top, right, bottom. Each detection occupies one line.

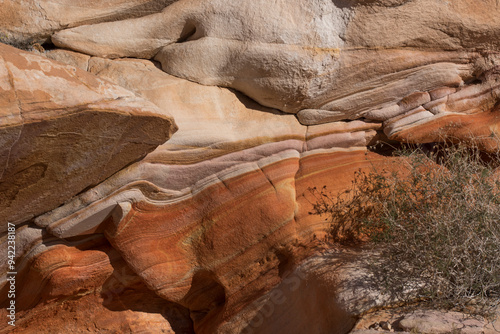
left=1, top=0, right=500, bottom=333
left=0, top=44, right=177, bottom=225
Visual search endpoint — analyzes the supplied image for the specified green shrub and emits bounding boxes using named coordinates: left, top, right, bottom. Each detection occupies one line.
left=308, top=143, right=500, bottom=315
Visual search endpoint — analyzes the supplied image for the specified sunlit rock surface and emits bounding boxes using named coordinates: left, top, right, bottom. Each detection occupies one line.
left=1, top=0, right=500, bottom=333
left=52, top=0, right=500, bottom=123
left=27, top=56, right=386, bottom=333
left=0, top=0, right=180, bottom=46
left=0, top=44, right=177, bottom=226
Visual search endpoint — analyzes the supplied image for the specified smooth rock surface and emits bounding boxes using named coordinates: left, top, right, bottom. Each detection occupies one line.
left=353, top=306, right=500, bottom=334
left=0, top=0, right=179, bottom=46
left=2, top=0, right=500, bottom=333
left=0, top=43, right=177, bottom=225
left=52, top=0, right=500, bottom=121
left=23, top=57, right=387, bottom=333
left=218, top=249, right=390, bottom=334
left=44, top=49, right=91, bottom=71
left=0, top=229, right=193, bottom=333
left=351, top=331, right=409, bottom=334
left=399, top=310, right=491, bottom=334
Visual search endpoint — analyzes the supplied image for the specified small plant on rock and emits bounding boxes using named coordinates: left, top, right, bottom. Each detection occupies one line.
left=308, top=143, right=500, bottom=316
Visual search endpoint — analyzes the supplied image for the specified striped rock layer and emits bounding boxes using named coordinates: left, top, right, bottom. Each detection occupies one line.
left=0, top=44, right=177, bottom=226
left=2, top=0, right=500, bottom=333
left=2, top=57, right=392, bottom=333
left=0, top=0, right=180, bottom=46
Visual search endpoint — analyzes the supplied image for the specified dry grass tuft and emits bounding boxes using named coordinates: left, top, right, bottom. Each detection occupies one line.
left=308, top=143, right=500, bottom=316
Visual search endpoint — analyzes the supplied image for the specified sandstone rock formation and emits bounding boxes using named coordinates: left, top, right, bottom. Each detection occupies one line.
left=0, top=0, right=179, bottom=46
left=352, top=308, right=500, bottom=334
left=1, top=0, right=500, bottom=333
left=52, top=0, right=500, bottom=150
left=0, top=223, right=193, bottom=333
left=399, top=311, right=490, bottom=334
left=26, top=55, right=387, bottom=333
left=217, top=249, right=393, bottom=334
left=0, top=43, right=177, bottom=225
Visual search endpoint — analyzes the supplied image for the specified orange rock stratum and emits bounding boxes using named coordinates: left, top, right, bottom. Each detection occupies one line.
left=1, top=0, right=500, bottom=333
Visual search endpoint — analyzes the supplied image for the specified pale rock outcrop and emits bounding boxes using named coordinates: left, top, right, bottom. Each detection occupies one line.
left=0, top=43, right=177, bottom=226
left=399, top=311, right=492, bottom=334
left=44, top=49, right=91, bottom=71
left=351, top=331, right=409, bottom=334
left=354, top=308, right=500, bottom=334
left=52, top=0, right=500, bottom=128
left=0, top=0, right=179, bottom=46
left=352, top=298, right=500, bottom=334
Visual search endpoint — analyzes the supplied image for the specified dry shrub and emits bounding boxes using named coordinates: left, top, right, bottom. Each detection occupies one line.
left=308, top=143, right=500, bottom=315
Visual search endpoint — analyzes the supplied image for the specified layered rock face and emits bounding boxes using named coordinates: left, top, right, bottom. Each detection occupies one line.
left=1, top=0, right=500, bottom=333
left=0, top=44, right=177, bottom=225
left=51, top=0, right=500, bottom=134
left=0, top=0, right=180, bottom=46
left=4, top=55, right=384, bottom=333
